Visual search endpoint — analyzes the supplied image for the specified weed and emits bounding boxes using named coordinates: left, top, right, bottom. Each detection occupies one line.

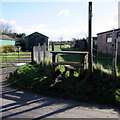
left=8, top=62, right=120, bottom=107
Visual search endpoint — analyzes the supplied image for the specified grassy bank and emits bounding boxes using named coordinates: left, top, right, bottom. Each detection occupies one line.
left=7, top=45, right=120, bottom=107
left=8, top=62, right=120, bottom=107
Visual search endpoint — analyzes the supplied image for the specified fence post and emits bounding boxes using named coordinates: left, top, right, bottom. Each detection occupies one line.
left=60, top=42, right=62, bottom=49
left=43, top=43, right=46, bottom=61
left=80, top=54, right=85, bottom=74
left=52, top=53, right=59, bottom=71
left=5, top=52, right=7, bottom=62
left=31, top=46, right=34, bottom=63
left=38, top=43, right=41, bottom=63
left=52, top=42, right=54, bottom=51
left=17, top=46, right=21, bottom=63
left=18, top=50, right=20, bottom=63
left=33, top=46, right=37, bottom=63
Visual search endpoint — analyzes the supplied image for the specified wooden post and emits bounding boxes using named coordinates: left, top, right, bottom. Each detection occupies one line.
left=43, top=43, right=46, bottom=61
left=88, top=1, right=93, bottom=77
left=18, top=48, right=20, bottom=63
left=52, top=54, right=56, bottom=63
left=31, top=46, right=34, bottom=63
left=5, top=52, right=7, bottom=62
left=112, top=29, right=118, bottom=78
left=52, top=42, right=54, bottom=51
left=38, top=43, right=41, bottom=63
left=33, top=46, right=37, bottom=62
left=52, top=53, right=59, bottom=71
left=52, top=53, right=57, bottom=70
left=84, top=53, right=88, bottom=70
left=60, top=42, right=62, bottom=49
left=80, top=54, right=85, bottom=74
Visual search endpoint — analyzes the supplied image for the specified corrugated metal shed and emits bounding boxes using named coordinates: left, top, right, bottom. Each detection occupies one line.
left=24, top=32, right=49, bottom=50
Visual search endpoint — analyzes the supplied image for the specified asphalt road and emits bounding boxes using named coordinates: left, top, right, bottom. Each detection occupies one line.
left=0, top=66, right=120, bottom=119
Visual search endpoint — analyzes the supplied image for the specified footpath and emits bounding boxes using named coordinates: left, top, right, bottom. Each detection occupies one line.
left=0, top=65, right=120, bottom=119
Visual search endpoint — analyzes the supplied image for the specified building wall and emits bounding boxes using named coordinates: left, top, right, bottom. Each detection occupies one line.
left=0, top=40, right=15, bottom=46
left=97, top=29, right=120, bottom=56
left=24, top=33, right=48, bottom=50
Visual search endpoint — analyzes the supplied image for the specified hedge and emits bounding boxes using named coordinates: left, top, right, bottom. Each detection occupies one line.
left=0, top=45, right=15, bottom=52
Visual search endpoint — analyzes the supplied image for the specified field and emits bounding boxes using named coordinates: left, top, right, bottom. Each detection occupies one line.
left=1, top=45, right=120, bottom=75
left=0, top=51, right=31, bottom=67
left=52, top=45, right=120, bottom=76
left=7, top=45, right=120, bottom=107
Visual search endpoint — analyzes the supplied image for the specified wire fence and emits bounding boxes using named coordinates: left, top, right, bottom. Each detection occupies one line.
left=0, top=52, right=31, bottom=65
left=93, top=52, right=120, bottom=73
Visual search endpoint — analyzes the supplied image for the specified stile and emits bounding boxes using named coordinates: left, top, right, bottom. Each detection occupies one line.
left=51, top=51, right=88, bottom=74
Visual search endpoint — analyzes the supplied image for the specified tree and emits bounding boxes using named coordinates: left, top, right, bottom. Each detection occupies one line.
left=16, top=33, right=26, bottom=38
left=0, top=22, right=26, bottom=38
left=0, top=23, right=13, bottom=35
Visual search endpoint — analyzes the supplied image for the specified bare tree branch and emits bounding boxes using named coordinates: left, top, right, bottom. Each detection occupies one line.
left=0, top=23, right=13, bottom=34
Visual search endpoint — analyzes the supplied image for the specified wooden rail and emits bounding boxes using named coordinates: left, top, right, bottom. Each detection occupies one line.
left=51, top=51, right=88, bottom=54
left=53, top=62, right=81, bottom=66
left=50, top=51, right=88, bottom=73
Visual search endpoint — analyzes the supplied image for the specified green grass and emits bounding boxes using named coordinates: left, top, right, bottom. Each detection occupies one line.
left=8, top=62, right=120, bottom=107
left=6, top=45, right=120, bottom=107
left=52, top=45, right=120, bottom=76
left=1, top=51, right=30, bottom=56
left=0, top=52, right=31, bottom=63
left=60, top=46, right=120, bottom=76
left=93, top=52, right=120, bottom=74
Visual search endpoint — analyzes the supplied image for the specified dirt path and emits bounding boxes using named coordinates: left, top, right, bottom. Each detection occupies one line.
left=0, top=66, right=120, bottom=119
left=1, top=66, right=18, bottom=82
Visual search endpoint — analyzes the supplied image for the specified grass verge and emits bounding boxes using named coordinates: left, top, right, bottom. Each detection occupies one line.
left=8, top=62, right=120, bottom=107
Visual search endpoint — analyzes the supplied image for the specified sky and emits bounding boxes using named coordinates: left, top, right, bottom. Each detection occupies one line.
left=1, top=0, right=120, bottom=41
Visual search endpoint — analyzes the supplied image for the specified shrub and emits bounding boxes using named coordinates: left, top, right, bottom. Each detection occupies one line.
left=0, top=46, right=2, bottom=53
left=8, top=62, right=120, bottom=107
left=2, top=45, right=15, bottom=52
left=114, top=89, right=120, bottom=103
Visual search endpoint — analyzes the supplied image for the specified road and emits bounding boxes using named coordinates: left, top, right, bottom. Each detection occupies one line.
left=0, top=66, right=120, bottom=119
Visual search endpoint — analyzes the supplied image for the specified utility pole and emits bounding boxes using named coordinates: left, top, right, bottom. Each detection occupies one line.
left=112, top=29, right=118, bottom=78
left=88, top=1, right=93, bottom=77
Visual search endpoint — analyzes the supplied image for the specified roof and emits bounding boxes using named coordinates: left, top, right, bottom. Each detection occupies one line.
left=25, top=32, right=49, bottom=38
left=0, top=35, right=15, bottom=41
left=97, top=28, right=120, bottom=35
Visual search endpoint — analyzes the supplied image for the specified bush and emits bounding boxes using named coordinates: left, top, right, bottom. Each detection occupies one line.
left=0, top=46, right=2, bottom=53
left=8, top=62, right=120, bottom=107
left=114, top=89, right=120, bottom=103
left=2, top=45, right=15, bottom=52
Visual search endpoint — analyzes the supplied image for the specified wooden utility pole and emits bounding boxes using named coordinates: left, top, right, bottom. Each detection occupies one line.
left=88, top=1, right=93, bottom=77
left=112, top=29, right=118, bottom=78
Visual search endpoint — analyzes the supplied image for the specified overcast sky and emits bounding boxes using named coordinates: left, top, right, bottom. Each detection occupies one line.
left=1, top=0, right=119, bottom=41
